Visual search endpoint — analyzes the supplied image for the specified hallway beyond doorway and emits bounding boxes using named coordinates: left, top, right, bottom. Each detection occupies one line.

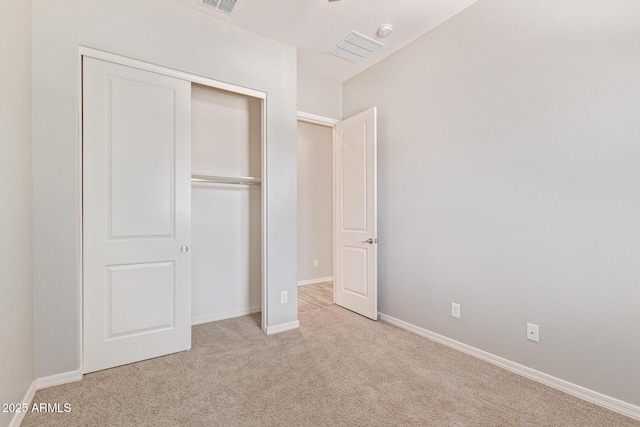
left=298, top=281, right=333, bottom=313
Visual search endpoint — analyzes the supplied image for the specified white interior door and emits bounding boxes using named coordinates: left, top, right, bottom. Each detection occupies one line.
left=83, top=57, right=192, bottom=373
left=334, top=107, right=378, bottom=320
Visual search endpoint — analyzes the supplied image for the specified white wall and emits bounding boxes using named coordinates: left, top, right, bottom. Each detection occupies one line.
left=298, top=67, right=342, bottom=119
left=297, top=122, right=333, bottom=283
left=0, top=0, right=34, bottom=425
left=344, top=0, right=640, bottom=407
left=32, top=0, right=298, bottom=378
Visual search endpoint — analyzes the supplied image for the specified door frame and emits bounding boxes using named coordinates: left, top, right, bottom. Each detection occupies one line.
left=296, top=111, right=340, bottom=303
left=78, top=46, right=269, bottom=373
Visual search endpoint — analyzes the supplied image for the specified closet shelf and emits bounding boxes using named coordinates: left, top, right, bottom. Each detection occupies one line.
left=191, top=174, right=262, bottom=186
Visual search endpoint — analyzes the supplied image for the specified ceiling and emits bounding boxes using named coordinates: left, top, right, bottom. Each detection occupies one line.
left=171, top=0, right=478, bottom=82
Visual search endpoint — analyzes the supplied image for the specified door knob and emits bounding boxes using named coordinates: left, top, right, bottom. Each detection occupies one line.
left=362, top=238, right=377, bottom=244
left=180, top=246, right=189, bottom=253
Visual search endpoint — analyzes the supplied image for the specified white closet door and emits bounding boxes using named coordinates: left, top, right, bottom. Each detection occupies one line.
left=83, top=57, right=192, bottom=373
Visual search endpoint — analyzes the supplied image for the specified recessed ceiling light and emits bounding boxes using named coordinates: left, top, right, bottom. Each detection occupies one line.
left=377, top=24, right=393, bottom=38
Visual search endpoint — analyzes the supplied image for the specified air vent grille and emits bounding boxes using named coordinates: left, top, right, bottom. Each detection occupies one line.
left=328, top=31, right=384, bottom=64
left=198, top=0, right=239, bottom=15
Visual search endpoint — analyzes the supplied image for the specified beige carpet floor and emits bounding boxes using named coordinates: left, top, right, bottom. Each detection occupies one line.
left=23, top=305, right=638, bottom=426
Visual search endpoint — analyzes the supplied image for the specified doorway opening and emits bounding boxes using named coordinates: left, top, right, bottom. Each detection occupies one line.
left=296, top=108, right=379, bottom=320
left=296, top=115, right=337, bottom=315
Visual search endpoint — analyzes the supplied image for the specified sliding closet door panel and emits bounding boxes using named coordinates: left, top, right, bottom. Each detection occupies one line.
left=191, top=84, right=262, bottom=324
left=83, top=57, right=192, bottom=373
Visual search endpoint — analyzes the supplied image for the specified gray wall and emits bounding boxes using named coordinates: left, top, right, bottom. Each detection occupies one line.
left=297, top=122, right=334, bottom=282
left=32, top=0, right=298, bottom=378
left=344, top=0, right=640, bottom=406
left=0, top=0, right=34, bottom=425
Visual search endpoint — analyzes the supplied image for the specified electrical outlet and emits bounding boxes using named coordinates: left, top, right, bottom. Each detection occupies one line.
left=451, top=303, right=461, bottom=319
left=314, top=259, right=319, bottom=268
left=281, top=291, right=288, bottom=304
left=527, top=323, right=539, bottom=342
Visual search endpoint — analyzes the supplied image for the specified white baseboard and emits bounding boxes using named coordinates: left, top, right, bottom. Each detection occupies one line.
left=35, top=369, right=83, bottom=390
left=379, top=313, right=640, bottom=422
left=192, top=306, right=261, bottom=325
left=297, top=276, right=333, bottom=286
left=9, top=380, right=36, bottom=427
left=266, top=320, right=300, bottom=335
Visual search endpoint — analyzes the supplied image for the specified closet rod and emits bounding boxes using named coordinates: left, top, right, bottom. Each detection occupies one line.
left=191, top=174, right=262, bottom=186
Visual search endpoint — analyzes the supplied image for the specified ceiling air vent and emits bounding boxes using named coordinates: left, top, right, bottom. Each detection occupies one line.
left=198, top=0, right=239, bottom=15
left=328, top=31, right=384, bottom=64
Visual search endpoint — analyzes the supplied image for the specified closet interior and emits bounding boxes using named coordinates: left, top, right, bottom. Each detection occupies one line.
left=190, top=83, right=263, bottom=326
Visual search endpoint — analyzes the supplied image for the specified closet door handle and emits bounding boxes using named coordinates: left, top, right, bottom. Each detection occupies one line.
left=180, top=246, right=189, bottom=253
